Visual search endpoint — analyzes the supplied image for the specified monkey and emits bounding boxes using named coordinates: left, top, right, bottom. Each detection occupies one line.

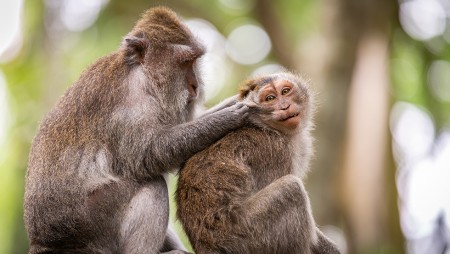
left=23, top=7, right=250, bottom=254
left=176, top=72, right=341, bottom=254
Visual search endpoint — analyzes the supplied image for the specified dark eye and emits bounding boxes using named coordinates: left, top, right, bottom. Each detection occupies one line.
left=281, top=87, right=291, bottom=95
left=265, top=95, right=276, bottom=102
left=180, top=59, right=193, bottom=67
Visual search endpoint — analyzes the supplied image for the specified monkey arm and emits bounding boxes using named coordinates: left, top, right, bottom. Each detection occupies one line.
left=202, top=95, right=239, bottom=117
left=145, top=103, right=248, bottom=175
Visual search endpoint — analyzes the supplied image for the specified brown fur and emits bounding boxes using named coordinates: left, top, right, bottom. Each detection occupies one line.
left=176, top=72, right=340, bottom=254
left=132, top=7, right=192, bottom=46
left=24, top=7, right=248, bottom=254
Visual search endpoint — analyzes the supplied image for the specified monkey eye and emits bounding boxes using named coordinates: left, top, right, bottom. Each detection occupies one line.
left=180, top=58, right=194, bottom=66
left=281, top=87, right=291, bottom=95
left=265, top=95, right=276, bottom=102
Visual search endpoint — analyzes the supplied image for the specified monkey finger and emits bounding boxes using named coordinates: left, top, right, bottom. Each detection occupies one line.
left=234, top=103, right=249, bottom=114
left=223, top=94, right=239, bottom=107
left=227, top=103, right=249, bottom=120
left=244, top=101, right=258, bottom=108
left=249, top=105, right=272, bottom=115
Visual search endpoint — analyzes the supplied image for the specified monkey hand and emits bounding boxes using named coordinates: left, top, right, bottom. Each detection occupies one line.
left=246, top=101, right=273, bottom=116
left=215, top=101, right=249, bottom=126
left=220, top=94, right=240, bottom=108
left=243, top=100, right=257, bottom=108
left=203, top=94, right=240, bottom=116
left=228, top=101, right=249, bottom=119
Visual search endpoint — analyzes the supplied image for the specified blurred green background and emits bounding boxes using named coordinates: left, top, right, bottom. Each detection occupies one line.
left=1, top=0, right=450, bottom=253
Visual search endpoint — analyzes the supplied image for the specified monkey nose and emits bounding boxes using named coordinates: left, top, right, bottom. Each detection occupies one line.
left=188, top=82, right=198, bottom=99
left=281, top=104, right=290, bottom=110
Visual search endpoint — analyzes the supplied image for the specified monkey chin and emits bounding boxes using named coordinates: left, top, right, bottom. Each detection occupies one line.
left=280, top=114, right=301, bottom=130
left=267, top=113, right=301, bottom=133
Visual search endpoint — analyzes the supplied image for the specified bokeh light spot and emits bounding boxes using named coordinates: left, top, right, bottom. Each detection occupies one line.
left=60, top=0, right=108, bottom=32
left=428, top=60, right=450, bottom=102
left=0, top=0, right=23, bottom=63
left=225, top=24, right=272, bottom=65
left=251, top=63, right=284, bottom=77
left=399, top=0, right=446, bottom=41
left=390, top=102, right=435, bottom=164
left=185, top=19, right=229, bottom=101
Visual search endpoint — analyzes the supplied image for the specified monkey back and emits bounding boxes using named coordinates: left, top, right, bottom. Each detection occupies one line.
left=176, top=126, right=293, bottom=252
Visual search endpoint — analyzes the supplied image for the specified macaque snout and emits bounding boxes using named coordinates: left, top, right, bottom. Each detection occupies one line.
left=188, top=82, right=198, bottom=99
left=280, top=102, right=290, bottom=111
left=186, top=69, right=198, bottom=100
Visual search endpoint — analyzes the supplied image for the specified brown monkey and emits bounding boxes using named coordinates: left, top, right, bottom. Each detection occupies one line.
left=24, top=7, right=249, bottom=254
left=176, top=72, right=340, bottom=254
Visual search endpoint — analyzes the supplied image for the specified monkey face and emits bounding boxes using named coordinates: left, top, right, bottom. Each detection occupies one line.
left=121, top=8, right=206, bottom=122
left=257, top=79, right=305, bottom=131
left=174, top=45, right=204, bottom=104
left=139, top=44, right=204, bottom=100
left=241, top=73, right=311, bottom=135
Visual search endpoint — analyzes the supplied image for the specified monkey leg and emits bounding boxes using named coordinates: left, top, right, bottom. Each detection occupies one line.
left=239, top=174, right=317, bottom=254
left=119, top=177, right=170, bottom=254
left=240, top=174, right=340, bottom=254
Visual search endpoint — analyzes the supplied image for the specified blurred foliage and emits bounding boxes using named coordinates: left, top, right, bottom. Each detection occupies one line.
left=1, top=0, right=450, bottom=253
left=390, top=30, right=450, bottom=129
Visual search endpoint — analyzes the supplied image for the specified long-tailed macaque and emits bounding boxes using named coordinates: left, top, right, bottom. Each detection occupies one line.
left=24, top=7, right=249, bottom=254
left=176, top=72, right=340, bottom=254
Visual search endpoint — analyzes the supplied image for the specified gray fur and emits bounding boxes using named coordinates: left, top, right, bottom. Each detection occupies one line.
left=24, top=7, right=247, bottom=254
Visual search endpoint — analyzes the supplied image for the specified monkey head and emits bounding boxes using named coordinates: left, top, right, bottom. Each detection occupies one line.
left=239, top=72, right=312, bottom=135
left=121, top=7, right=205, bottom=121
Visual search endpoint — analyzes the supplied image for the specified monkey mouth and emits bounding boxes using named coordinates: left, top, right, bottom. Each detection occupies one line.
left=280, top=113, right=300, bottom=121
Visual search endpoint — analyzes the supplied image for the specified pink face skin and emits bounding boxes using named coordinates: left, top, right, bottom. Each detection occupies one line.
left=257, top=79, right=304, bottom=132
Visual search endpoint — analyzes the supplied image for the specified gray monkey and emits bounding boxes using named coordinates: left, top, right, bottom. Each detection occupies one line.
left=24, top=7, right=248, bottom=254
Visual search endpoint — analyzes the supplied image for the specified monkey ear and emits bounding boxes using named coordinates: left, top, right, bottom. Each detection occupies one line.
left=123, top=32, right=149, bottom=65
left=239, top=89, right=250, bottom=100
left=239, top=81, right=258, bottom=100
